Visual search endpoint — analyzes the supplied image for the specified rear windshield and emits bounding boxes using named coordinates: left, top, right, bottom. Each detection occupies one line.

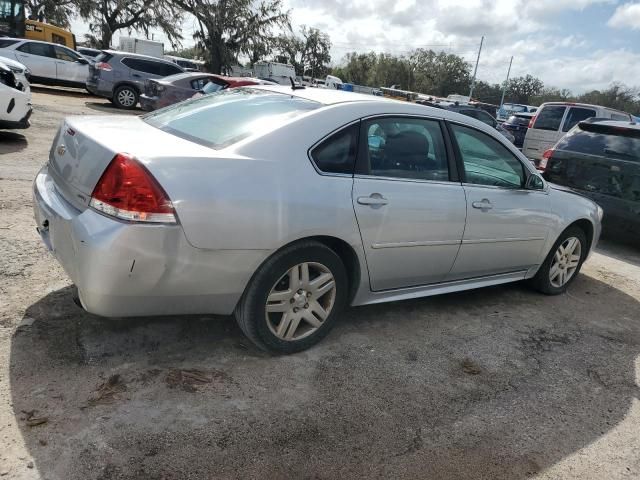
left=94, top=52, right=112, bottom=63
left=533, top=105, right=566, bottom=131
left=557, top=126, right=640, bottom=162
left=503, top=104, right=527, bottom=113
left=143, top=88, right=321, bottom=149
left=506, top=115, right=530, bottom=126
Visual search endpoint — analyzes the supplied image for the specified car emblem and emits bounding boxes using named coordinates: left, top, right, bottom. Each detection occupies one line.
left=57, top=145, right=66, bottom=156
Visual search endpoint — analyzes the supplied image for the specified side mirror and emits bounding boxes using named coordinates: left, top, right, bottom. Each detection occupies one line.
left=526, top=173, right=545, bottom=190
left=77, top=57, right=89, bottom=65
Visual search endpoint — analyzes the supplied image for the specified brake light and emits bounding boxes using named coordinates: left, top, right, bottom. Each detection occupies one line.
left=528, top=115, right=537, bottom=128
left=90, top=153, right=176, bottom=223
left=95, top=62, right=112, bottom=71
left=538, top=148, right=555, bottom=172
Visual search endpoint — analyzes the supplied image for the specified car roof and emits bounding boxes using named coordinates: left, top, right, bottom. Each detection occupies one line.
left=103, top=49, right=180, bottom=65
left=540, top=101, right=630, bottom=113
left=581, top=119, right=640, bottom=130
left=248, top=84, right=398, bottom=106
left=0, top=37, right=69, bottom=48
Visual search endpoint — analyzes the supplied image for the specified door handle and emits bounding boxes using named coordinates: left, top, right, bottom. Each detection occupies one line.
left=357, top=194, right=388, bottom=206
left=132, top=74, right=141, bottom=78
left=472, top=199, right=493, bottom=210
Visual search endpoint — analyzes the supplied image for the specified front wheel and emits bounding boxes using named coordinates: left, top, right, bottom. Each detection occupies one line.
left=530, top=226, right=587, bottom=295
left=235, top=241, right=348, bottom=354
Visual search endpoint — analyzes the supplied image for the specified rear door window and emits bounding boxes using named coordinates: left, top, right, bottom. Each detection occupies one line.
left=17, top=42, right=55, bottom=58
left=122, top=58, right=165, bottom=75
left=533, top=106, right=566, bottom=131
left=361, top=117, right=450, bottom=181
left=562, top=107, right=596, bottom=132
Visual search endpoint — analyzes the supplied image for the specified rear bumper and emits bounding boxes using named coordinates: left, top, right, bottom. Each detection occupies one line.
left=85, top=79, right=113, bottom=98
left=33, top=166, right=268, bottom=317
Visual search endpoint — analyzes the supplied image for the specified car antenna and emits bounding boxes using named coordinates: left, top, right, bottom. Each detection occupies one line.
left=289, top=77, right=305, bottom=90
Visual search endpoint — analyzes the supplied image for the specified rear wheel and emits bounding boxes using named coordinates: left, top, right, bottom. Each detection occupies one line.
left=113, top=85, right=138, bottom=109
left=530, top=226, right=587, bottom=295
left=235, top=241, right=348, bottom=354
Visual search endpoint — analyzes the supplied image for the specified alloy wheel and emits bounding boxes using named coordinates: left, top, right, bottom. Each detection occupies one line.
left=265, top=262, right=336, bottom=341
left=117, top=89, right=135, bottom=107
left=549, top=236, right=582, bottom=288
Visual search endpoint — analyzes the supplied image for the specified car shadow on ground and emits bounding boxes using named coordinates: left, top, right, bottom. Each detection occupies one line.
left=84, top=101, right=142, bottom=115
left=9, top=274, right=640, bottom=479
left=31, top=85, right=91, bottom=98
left=0, top=131, right=27, bottom=154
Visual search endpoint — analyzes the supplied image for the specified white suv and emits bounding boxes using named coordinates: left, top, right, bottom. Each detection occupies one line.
left=523, top=102, right=632, bottom=162
left=0, top=38, right=89, bottom=88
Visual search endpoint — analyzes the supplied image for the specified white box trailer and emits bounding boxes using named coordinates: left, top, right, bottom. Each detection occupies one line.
left=118, top=37, right=164, bottom=58
left=253, top=62, right=295, bottom=85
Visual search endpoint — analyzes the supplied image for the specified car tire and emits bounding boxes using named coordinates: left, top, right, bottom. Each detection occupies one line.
left=530, top=226, right=587, bottom=295
left=113, top=85, right=138, bottom=109
left=235, top=241, right=348, bottom=354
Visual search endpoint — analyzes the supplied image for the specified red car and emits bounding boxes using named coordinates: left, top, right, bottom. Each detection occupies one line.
left=140, top=73, right=275, bottom=111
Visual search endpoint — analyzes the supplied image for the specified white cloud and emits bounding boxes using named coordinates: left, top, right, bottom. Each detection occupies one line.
left=608, top=2, right=640, bottom=30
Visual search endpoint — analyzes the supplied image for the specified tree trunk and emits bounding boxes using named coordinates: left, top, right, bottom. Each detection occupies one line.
left=208, top=36, right=223, bottom=74
left=100, top=26, right=113, bottom=49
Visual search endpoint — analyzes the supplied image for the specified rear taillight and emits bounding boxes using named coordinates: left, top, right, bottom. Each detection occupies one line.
left=538, top=148, right=555, bottom=172
left=95, top=62, right=112, bottom=71
left=528, top=115, right=537, bottom=128
left=90, top=153, right=176, bottom=223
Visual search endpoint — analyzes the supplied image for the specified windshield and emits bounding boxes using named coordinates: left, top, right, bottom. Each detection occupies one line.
left=502, top=104, right=527, bottom=113
left=143, top=88, right=321, bottom=149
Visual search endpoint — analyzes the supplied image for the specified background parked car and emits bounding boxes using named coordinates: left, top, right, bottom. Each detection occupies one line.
left=86, top=50, right=184, bottom=109
left=500, top=112, right=535, bottom=148
left=140, top=73, right=272, bottom=111
left=433, top=103, right=516, bottom=144
left=542, top=119, right=640, bottom=239
left=0, top=38, right=89, bottom=88
left=77, top=47, right=101, bottom=63
left=0, top=62, right=31, bottom=129
left=497, top=103, right=537, bottom=122
left=523, top=102, right=632, bottom=163
left=0, top=56, right=30, bottom=92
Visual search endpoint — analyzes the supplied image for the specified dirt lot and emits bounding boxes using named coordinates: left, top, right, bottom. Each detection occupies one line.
left=1, top=87, right=640, bottom=480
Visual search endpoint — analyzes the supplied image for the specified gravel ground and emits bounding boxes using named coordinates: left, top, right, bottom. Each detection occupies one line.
left=1, top=86, right=639, bottom=480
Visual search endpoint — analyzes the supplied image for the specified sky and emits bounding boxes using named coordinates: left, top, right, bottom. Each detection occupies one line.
left=71, top=0, right=640, bottom=93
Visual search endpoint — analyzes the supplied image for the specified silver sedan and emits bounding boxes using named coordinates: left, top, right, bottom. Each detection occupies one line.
left=33, top=86, right=602, bottom=353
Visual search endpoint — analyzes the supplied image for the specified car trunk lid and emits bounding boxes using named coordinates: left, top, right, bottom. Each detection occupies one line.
left=48, top=115, right=214, bottom=211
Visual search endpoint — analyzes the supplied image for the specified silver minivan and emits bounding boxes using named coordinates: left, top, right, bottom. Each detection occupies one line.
left=523, top=102, right=631, bottom=162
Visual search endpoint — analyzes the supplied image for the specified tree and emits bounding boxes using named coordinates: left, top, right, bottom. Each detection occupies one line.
left=507, top=74, right=544, bottom=104
left=26, top=0, right=74, bottom=28
left=176, top=0, right=290, bottom=74
left=472, top=81, right=503, bottom=105
left=274, top=26, right=331, bottom=77
left=576, top=83, right=640, bottom=113
left=77, top=0, right=183, bottom=49
left=408, top=49, right=471, bottom=97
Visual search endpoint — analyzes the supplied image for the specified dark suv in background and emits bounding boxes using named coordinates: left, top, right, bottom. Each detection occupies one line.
left=86, top=50, right=184, bottom=109
left=542, top=119, right=640, bottom=239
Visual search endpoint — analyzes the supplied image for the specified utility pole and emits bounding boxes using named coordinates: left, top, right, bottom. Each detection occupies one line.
left=468, top=35, right=484, bottom=99
left=499, top=56, right=513, bottom=109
